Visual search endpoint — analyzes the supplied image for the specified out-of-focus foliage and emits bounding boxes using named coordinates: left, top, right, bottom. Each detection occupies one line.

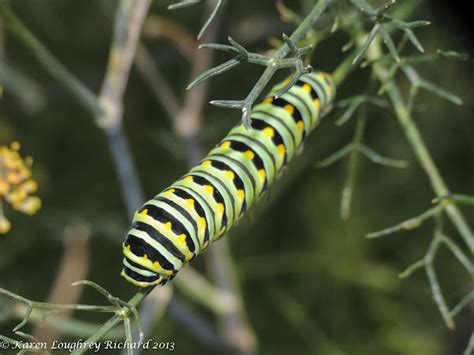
left=0, top=0, right=473, bottom=354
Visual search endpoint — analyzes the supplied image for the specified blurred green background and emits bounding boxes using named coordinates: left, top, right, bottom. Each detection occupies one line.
left=0, top=0, right=473, bottom=354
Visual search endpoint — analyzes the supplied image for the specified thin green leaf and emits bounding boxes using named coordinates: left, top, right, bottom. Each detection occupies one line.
left=440, top=236, right=474, bottom=275
left=405, top=29, right=424, bottom=52
left=197, top=0, right=223, bottom=40
left=275, top=66, right=312, bottom=98
left=358, top=144, right=408, bottom=168
left=199, top=43, right=239, bottom=55
left=450, top=291, right=474, bottom=318
left=209, top=99, right=245, bottom=109
left=374, top=0, right=396, bottom=17
left=228, top=35, right=248, bottom=59
left=353, top=24, right=380, bottom=65
left=168, top=0, right=201, bottom=10
left=187, top=58, right=240, bottom=90
left=367, top=204, right=444, bottom=239
left=315, top=144, right=353, bottom=168
left=404, top=20, right=431, bottom=29
left=379, top=26, right=400, bottom=62
left=282, top=33, right=298, bottom=53
left=399, top=259, right=425, bottom=278
left=419, top=79, right=463, bottom=105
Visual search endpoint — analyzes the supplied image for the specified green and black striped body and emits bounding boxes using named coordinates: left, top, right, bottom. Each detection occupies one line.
left=122, top=71, right=336, bottom=287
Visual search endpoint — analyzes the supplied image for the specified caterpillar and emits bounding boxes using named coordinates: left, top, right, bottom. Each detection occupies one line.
left=122, top=71, right=336, bottom=287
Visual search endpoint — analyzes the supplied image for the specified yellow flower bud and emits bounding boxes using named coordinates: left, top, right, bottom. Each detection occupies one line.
left=0, top=180, right=9, bottom=196
left=0, top=142, right=41, bottom=233
left=10, top=141, right=21, bottom=151
left=0, top=215, right=11, bottom=234
left=20, top=180, right=38, bottom=194
left=17, top=196, right=41, bottom=215
left=7, top=171, right=22, bottom=184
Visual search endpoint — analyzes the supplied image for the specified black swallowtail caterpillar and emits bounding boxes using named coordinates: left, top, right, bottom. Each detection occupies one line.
left=122, top=71, right=336, bottom=287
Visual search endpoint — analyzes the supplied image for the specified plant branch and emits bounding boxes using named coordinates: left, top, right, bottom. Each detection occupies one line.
left=191, top=0, right=331, bottom=128
left=97, top=0, right=151, bottom=217
left=373, top=65, right=474, bottom=252
left=332, top=1, right=474, bottom=254
left=70, top=289, right=151, bottom=355
left=168, top=0, right=224, bottom=40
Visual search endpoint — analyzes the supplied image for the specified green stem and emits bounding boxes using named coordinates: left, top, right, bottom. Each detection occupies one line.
left=71, top=290, right=150, bottom=355
left=340, top=105, right=367, bottom=220
left=0, top=289, right=116, bottom=313
left=238, top=0, right=331, bottom=125
left=373, top=64, right=474, bottom=252
left=332, top=5, right=474, bottom=254
left=277, top=0, right=331, bottom=55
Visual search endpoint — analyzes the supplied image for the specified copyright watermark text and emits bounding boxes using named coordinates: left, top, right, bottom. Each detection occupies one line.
left=0, top=339, right=176, bottom=352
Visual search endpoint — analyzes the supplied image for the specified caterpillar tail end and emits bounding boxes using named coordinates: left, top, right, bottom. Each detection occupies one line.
left=121, top=257, right=169, bottom=288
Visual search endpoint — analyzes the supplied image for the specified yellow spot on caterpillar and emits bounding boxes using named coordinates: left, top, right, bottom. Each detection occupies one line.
left=302, top=84, right=312, bottom=93
left=263, top=97, right=273, bottom=104
left=277, top=144, right=286, bottom=155
left=176, top=234, right=194, bottom=261
left=201, top=160, right=212, bottom=167
left=204, top=185, right=214, bottom=194
left=262, top=127, right=275, bottom=138
left=220, top=141, right=231, bottom=149
left=237, top=189, right=245, bottom=202
left=166, top=189, right=175, bottom=194
left=153, top=261, right=161, bottom=268
left=216, top=203, right=225, bottom=215
left=297, top=121, right=305, bottom=133
left=258, top=169, right=266, bottom=182
left=244, top=150, right=255, bottom=160
left=176, top=234, right=187, bottom=247
left=184, top=176, right=194, bottom=183
left=224, top=170, right=235, bottom=180
left=284, top=104, right=294, bottom=115
left=199, top=217, right=206, bottom=230
left=186, top=199, right=195, bottom=206
left=283, top=79, right=290, bottom=85
left=143, top=254, right=149, bottom=260
left=165, top=222, right=172, bottom=230
left=314, top=99, right=321, bottom=109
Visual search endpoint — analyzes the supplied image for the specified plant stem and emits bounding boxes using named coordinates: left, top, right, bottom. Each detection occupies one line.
left=97, top=0, right=151, bottom=217
left=71, top=290, right=150, bottom=355
left=330, top=5, right=474, bottom=254
left=372, top=63, right=474, bottom=253
left=340, top=104, right=367, bottom=220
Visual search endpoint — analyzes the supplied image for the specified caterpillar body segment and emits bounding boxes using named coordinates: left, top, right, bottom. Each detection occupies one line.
left=122, top=71, right=336, bottom=287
